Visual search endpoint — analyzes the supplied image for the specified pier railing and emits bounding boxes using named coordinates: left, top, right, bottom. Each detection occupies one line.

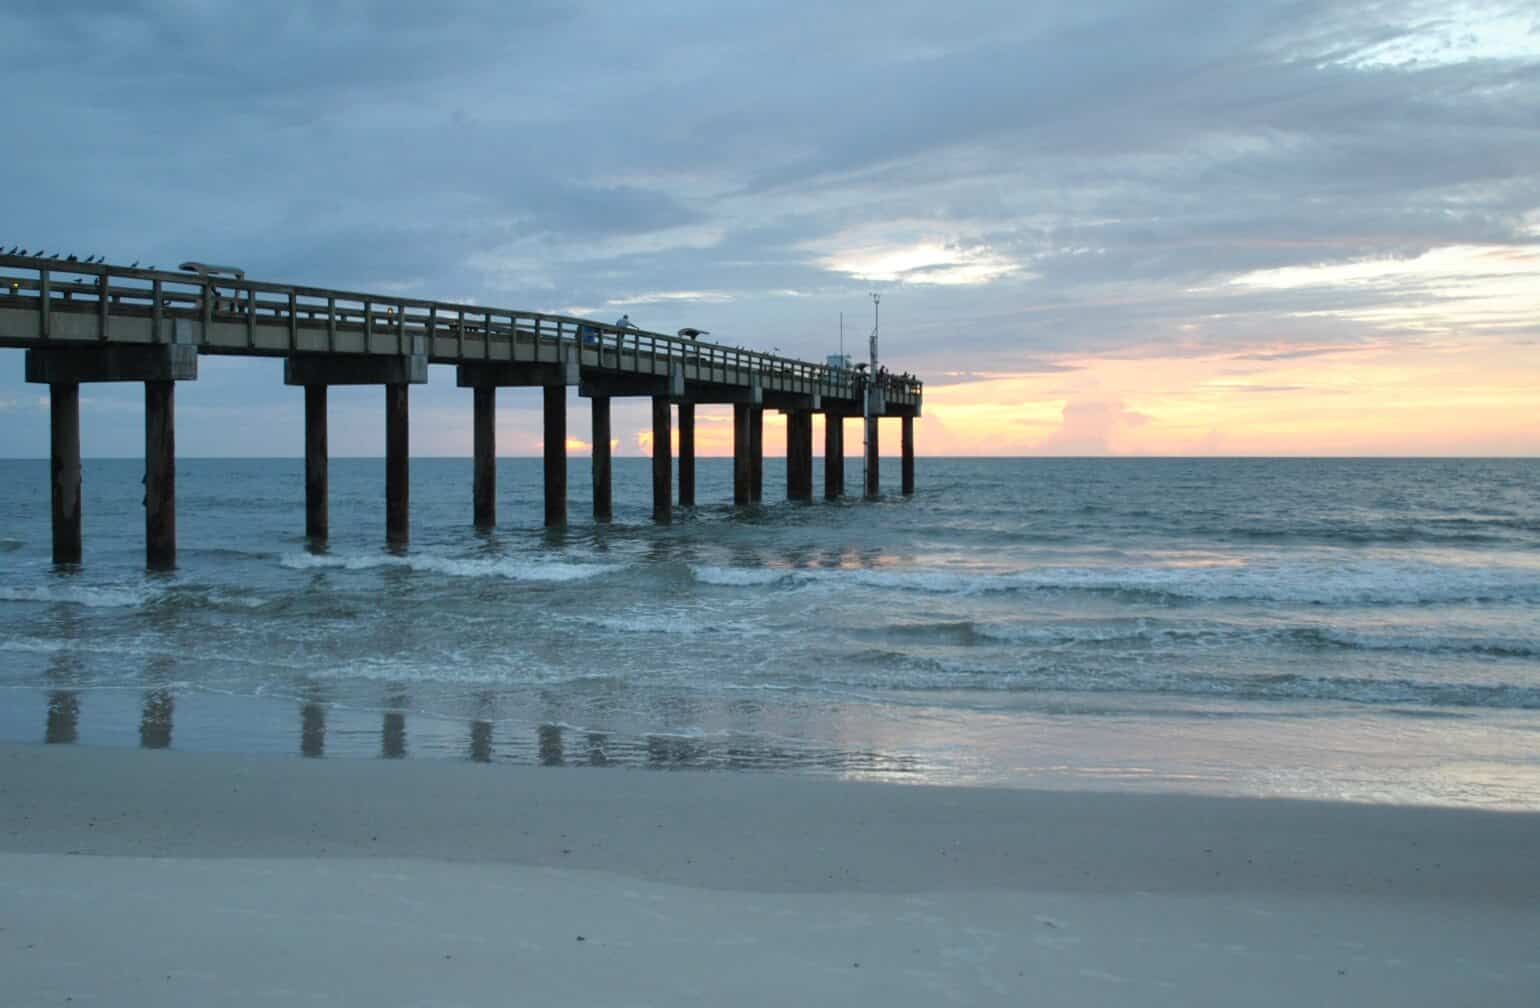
left=0, top=254, right=923, bottom=405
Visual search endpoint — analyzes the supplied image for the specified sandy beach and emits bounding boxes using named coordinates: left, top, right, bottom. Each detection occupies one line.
left=3, top=744, right=1537, bottom=1005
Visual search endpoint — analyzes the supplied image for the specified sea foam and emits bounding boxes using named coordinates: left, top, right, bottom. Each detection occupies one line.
left=279, top=552, right=620, bottom=583
left=0, top=584, right=158, bottom=608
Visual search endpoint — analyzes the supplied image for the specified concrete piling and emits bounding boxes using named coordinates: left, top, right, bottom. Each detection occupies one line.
left=733, top=403, right=751, bottom=506
left=385, top=383, right=409, bottom=545
left=902, top=415, right=915, bottom=496
left=304, top=384, right=328, bottom=540
left=543, top=385, right=567, bottom=527
left=824, top=413, right=843, bottom=500
left=472, top=386, right=495, bottom=529
left=786, top=410, right=813, bottom=501
left=749, top=406, right=764, bottom=504
left=591, top=396, right=612, bottom=522
left=144, top=381, right=176, bottom=570
left=678, top=402, right=695, bottom=509
left=49, top=382, right=82, bottom=564
left=864, top=416, right=880, bottom=499
left=652, top=396, right=672, bottom=523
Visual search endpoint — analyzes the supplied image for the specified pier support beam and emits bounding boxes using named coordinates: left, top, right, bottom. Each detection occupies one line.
left=865, top=416, right=880, bottom=499
left=144, top=382, right=176, bottom=570
left=749, top=406, right=764, bottom=504
left=786, top=410, right=813, bottom=501
left=385, top=384, right=409, bottom=546
left=304, top=385, right=328, bottom=541
left=652, top=396, right=672, bottom=523
left=457, top=355, right=575, bottom=528
left=29, top=345, right=196, bottom=569
left=286, top=353, right=425, bottom=547
left=824, top=413, right=844, bottom=500
left=543, top=386, right=567, bottom=527
left=902, top=415, right=915, bottom=496
left=49, top=383, right=82, bottom=565
left=591, top=396, right=612, bottom=522
left=678, top=403, right=695, bottom=509
left=472, top=387, right=495, bottom=529
left=733, top=404, right=751, bottom=506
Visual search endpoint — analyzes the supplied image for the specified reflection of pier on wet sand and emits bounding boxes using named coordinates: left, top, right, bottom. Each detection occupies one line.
left=3, top=743, right=1537, bottom=1006
left=35, top=686, right=922, bottom=778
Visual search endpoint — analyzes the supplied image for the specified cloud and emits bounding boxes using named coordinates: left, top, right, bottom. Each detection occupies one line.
left=1, top=0, right=1537, bottom=456
left=815, top=238, right=1026, bottom=286
left=1038, top=400, right=1153, bottom=455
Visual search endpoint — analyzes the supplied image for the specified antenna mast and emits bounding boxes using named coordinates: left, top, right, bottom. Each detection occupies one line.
left=862, top=292, right=880, bottom=496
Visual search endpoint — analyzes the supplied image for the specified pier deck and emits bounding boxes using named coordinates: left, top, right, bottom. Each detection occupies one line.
left=0, top=254, right=923, bottom=566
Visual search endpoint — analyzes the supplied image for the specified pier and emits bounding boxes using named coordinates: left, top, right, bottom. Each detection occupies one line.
left=0, top=253, right=922, bottom=568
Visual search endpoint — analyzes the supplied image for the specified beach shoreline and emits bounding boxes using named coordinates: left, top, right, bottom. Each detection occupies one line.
left=3, top=743, right=1537, bottom=1005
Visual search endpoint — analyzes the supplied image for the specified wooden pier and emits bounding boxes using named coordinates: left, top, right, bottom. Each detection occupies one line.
left=0, top=253, right=923, bottom=568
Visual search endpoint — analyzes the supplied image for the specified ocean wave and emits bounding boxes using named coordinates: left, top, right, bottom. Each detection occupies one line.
left=559, top=611, right=766, bottom=637
left=965, top=621, right=1540, bottom=659
left=690, top=560, right=1540, bottom=606
left=279, top=552, right=621, bottom=583
left=692, top=566, right=787, bottom=587
left=0, top=539, right=23, bottom=553
left=0, top=584, right=159, bottom=608
left=775, top=653, right=1540, bottom=710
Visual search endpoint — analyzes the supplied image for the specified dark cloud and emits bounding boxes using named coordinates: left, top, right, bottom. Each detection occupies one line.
left=2, top=0, right=1537, bottom=455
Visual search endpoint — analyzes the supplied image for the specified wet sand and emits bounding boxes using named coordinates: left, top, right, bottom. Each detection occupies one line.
left=2, top=743, right=1537, bottom=1005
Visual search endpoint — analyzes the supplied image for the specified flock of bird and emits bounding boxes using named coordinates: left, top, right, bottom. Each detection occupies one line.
left=5, top=247, right=112, bottom=264
left=3, top=248, right=155, bottom=269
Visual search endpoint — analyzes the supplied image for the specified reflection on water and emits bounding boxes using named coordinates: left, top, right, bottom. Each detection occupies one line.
left=139, top=689, right=174, bottom=750
left=45, top=692, right=79, bottom=744
left=469, top=720, right=493, bottom=764
left=586, top=732, right=610, bottom=767
left=301, top=702, right=326, bottom=758
left=382, top=691, right=408, bottom=759
left=44, top=615, right=82, bottom=745
left=382, top=713, right=407, bottom=759
left=30, top=682, right=921, bottom=779
left=538, top=724, right=564, bottom=766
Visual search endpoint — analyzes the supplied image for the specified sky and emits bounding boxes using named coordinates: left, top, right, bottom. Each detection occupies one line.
left=2, top=0, right=1537, bottom=457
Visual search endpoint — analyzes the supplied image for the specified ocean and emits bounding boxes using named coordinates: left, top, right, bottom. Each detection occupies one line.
left=1, top=457, right=1537, bottom=809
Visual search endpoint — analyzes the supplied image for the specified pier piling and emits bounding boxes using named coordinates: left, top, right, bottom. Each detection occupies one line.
left=385, top=384, right=409, bottom=545
left=786, top=410, right=814, bottom=501
left=865, top=416, right=880, bottom=499
left=49, top=382, right=82, bottom=564
left=28, top=344, right=195, bottom=569
left=824, top=413, right=843, bottom=500
left=591, top=396, right=612, bottom=521
left=144, top=381, right=176, bottom=570
left=749, top=406, right=764, bottom=504
left=678, top=403, right=695, bottom=509
left=651, top=396, right=672, bottom=523
left=472, top=386, right=495, bottom=529
left=304, top=385, right=328, bottom=540
left=733, top=404, right=751, bottom=506
left=902, top=415, right=915, bottom=496
left=543, top=386, right=567, bottom=527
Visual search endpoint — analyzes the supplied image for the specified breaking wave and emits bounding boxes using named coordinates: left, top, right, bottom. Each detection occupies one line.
left=280, top=552, right=621, bottom=583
